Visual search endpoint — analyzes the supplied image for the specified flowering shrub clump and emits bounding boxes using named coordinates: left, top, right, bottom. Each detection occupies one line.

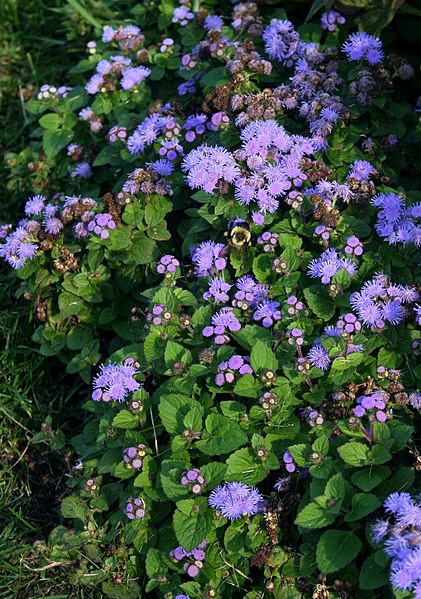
left=1, top=0, right=421, bottom=597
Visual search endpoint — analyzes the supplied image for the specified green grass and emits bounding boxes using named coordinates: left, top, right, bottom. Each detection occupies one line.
left=0, top=2, right=142, bottom=594
left=0, top=269, right=88, bottom=597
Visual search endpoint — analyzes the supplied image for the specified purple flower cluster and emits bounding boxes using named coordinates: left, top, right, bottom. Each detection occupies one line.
left=127, top=113, right=174, bottom=155
left=259, top=391, right=279, bottom=413
left=372, top=192, right=421, bottom=247
left=87, top=213, right=116, bottom=239
left=314, top=224, right=332, bottom=244
left=180, top=468, right=206, bottom=494
left=158, top=140, right=184, bottom=161
left=204, top=14, right=223, bottom=32
left=67, top=143, right=82, bottom=157
left=156, top=254, right=180, bottom=276
left=262, top=19, right=300, bottom=65
left=344, top=235, right=363, bottom=256
left=233, top=120, right=313, bottom=214
left=123, top=444, right=147, bottom=469
left=274, top=476, right=292, bottom=493
left=348, top=159, right=376, bottom=183
left=307, top=321, right=364, bottom=371
left=307, top=342, right=331, bottom=371
left=283, top=450, right=296, bottom=473
left=108, top=125, right=127, bottom=143
left=126, top=496, right=146, bottom=520
left=409, top=392, right=421, bottom=409
left=350, top=274, right=419, bottom=329
left=190, top=241, right=227, bottom=278
left=102, top=24, right=143, bottom=49
left=172, top=5, right=194, bottom=26
left=184, top=113, right=207, bottom=142
left=178, top=73, right=201, bottom=96
left=301, top=407, right=324, bottom=427
left=182, top=145, right=240, bottom=194
left=208, top=481, right=264, bottom=520
left=257, top=231, right=279, bottom=252
left=202, top=307, right=241, bottom=344
left=71, top=161, right=93, bottom=179
left=313, top=179, right=354, bottom=203
left=336, top=313, right=362, bottom=334
left=159, top=37, right=174, bottom=53
left=92, top=358, right=140, bottom=402
left=285, top=295, right=305, bottom=317
left=308, top=248, right=357, bottom=284
left=320, top=11, right=345, bottom=32
left=342, top=32, right=384, bottom=65
left=215, top=354, right=253, bottom=386
left=170, top=539, right=207, bottom=578
left=146, top=304, right=173, bottom=326
left=203, top=277, right=232, bottom=303
left=0, top=224, right=39, bottom=269
left=372, top=492, right=421, bottom=595
left=286, top=327, right=304, bottom=346
left=253, top=300, right=282, bottom=328
left=120, top=66, right=151, bottom=90
left=0, top=224, right=11, bottom=239
left=232, top=275, right=268, bottom=311
left=353, top=392, right=389, bottom=422
left=79, top=106, right=103, bottom=133
left=37, top=84, right=72, bottom=101
left=85, top=54, right=151, bottom=94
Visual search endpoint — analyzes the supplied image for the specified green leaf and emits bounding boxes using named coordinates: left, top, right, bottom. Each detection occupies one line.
left=200, top=66, right=229, bottom=88
left=303, top=286, right=336, bottom=320
left=324, top=473, right=345, bottom=502
left=173, top=498, right=213, bottom=552
left=183, top=406, right=203, bottom=431
left=250, top=340, right=278, bottom=372
left=316, top=530, right=362, bottom=574
left=369, top=445, right=392, bottom=465
left=295, top=503, right=337, bottom=529
left=164, top=340, right=192, bottom=369
left=93, top=144, right=122, bottom=166
left=159, top=459, right=189, bottom=502
left=344, top=493, right=381, bottom=522
left=66, top=0, right=102, bottom=28
left=195, top=414, right=248, bottom=456
left=234, top=325, right=272, bottom=351
left=351, top=466, right=391, bottom=492
left=145, top=195, right=172, bottom=227
left=233, top=374, right=261, bottom=399
left=224, top=520, right=247, bottom=554
left=43, top=129, right=73, bottom=159
left=58, top=292, right=84, bottom=317
left=112, top=410, right=139, bottom=430
left=200, top=462, right=227, bottom=489
left=146, top=548, right=166, bottom=579
left=127, top=232, right=158, bottom=265
left=337, top=442, right=370, bottom=467
left=277, top=233, right=302, bottom=249
left=388, top=422, right=413, bottom=451
left=288, top=444, right=309, bottom=467
left=158, top=394, right=198, bottom=434
left=60, top=496, right=88, bottom=521
left=312, top=436, right=329, bottom=456
left=122, top=203, right=145, bottom=227
left=225, top=447, right=278, bottom=485
left=359, top=553, right=390, bottom=590
left=39, top=113, right=62, bottom=129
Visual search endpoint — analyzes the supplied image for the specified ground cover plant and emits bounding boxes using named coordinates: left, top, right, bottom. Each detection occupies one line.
left=1, top=0, right=421, bottom=597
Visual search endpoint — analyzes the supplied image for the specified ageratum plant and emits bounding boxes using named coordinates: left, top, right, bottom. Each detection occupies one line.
left=1, top=1, right=421, bottom=597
